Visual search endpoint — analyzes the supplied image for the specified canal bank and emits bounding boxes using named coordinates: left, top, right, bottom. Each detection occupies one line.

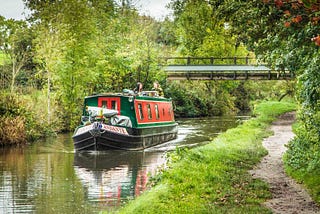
left=115, top=101, right=297, bottom=214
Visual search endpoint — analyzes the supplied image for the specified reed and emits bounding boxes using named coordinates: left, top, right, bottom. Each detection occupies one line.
left=0, top=90, right=62, bottom=144
left=0, top=116, right=27, bottom=145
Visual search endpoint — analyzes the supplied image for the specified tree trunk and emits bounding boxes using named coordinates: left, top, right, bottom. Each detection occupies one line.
left=10, top=60, right=16, bottom=94
left=47, top=71, right=51, bottom=124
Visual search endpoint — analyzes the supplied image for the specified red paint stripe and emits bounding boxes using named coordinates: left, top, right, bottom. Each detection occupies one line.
left=134, top=100, right=175, bottom=124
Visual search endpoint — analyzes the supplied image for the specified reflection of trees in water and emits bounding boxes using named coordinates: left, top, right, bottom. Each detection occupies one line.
left=0, top=146, right=43, bottom=213
left=0, top=146, right=95, bottom=213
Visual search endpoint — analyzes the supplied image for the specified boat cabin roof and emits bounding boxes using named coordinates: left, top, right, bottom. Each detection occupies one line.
left=85, top=91, right=171, bottom=102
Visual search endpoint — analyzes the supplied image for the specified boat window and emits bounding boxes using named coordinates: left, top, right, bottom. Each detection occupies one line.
left=111, top=100, right=117, bottom=110
left=147, top=104, right=152, bottom=120
left=155, top=104, right=159, bottom=120
left=138, top=103, right=144, bottom=120
left=102, top=101, right=107, bottom=108
left=163, top=108, right=165, bottom=116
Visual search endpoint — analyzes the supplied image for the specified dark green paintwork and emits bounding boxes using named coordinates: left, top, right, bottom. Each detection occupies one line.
left=120, top=95, right=137, bottom=127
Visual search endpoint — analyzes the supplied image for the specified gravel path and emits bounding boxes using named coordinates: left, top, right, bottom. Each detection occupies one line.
left=250, top=112, right=320, bottom=214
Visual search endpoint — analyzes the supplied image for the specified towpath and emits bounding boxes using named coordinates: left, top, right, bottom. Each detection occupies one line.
left=250, top=112, right=320, bottom=214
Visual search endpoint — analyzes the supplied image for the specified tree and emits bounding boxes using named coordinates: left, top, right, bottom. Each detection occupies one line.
left=169, top=0, right=249, bottom=56
left=91, top=3, right=165, bottom=92
left=0, top=16, right=32, bottom=93
left=26, top=0, right=109, bottom=130
left=33, top=19, right=68, bottom=125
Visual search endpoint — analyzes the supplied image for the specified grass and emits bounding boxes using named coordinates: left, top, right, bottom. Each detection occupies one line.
left=285, top=165, right=320, bottom=203
left=113, top=100, right=297, bottom=214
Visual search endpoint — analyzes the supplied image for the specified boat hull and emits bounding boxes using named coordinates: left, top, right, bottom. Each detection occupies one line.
left=72, top=123, right=178, bottom=151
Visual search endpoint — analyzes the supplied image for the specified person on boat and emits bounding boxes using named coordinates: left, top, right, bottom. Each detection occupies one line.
left=152, top=81, right=164, bottom=97
left=134, top=82, right=143, bottom=95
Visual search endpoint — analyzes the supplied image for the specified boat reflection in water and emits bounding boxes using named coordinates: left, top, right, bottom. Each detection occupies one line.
left=73, top=150, right=166, bottom=210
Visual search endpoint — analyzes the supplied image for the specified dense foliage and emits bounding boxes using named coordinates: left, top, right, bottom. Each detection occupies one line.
left=165, top=81, right=237, bottom=117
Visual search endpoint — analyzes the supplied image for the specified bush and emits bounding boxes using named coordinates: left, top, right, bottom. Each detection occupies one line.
left=165, top=81, right=237, bottom=117
left=0, top=92, right=52, bottom=145
left=284, top=119, right=320, bottom=203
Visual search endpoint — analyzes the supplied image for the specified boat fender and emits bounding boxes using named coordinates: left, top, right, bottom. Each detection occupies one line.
left=93, top=122, right=102, bottom=129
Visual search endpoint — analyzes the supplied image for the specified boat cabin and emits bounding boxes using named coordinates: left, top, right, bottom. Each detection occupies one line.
left=81, top=91, right=175, bottom=129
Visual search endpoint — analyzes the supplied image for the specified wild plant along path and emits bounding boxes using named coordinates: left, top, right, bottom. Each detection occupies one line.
left=250, top=112, right=320, bottom=214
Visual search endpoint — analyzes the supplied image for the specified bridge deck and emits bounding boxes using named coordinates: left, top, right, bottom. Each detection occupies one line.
left=164, top=65, right=293, bottom=81
left=165, top=65, right=271, bottom=71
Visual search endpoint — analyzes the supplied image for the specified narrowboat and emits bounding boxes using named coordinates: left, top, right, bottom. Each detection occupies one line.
left=72, top=90, right=178, bottom=151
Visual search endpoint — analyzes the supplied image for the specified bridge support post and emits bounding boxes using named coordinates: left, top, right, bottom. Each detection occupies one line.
left=210, top=57, right=214, bottom=65
left=186, top=72, right=190, bottom=80
left=268, top=70, right=271, bottom=80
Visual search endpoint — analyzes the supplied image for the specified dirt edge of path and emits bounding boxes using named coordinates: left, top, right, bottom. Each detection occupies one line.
left=250, top=112, right=320, bottom=214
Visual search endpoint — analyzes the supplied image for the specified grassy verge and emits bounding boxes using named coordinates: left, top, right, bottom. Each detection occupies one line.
left=114, top=101, right=296, bottom=214
left=285, top=164, right=320, bottom=203
left=284, top=121, right=320, bottom=203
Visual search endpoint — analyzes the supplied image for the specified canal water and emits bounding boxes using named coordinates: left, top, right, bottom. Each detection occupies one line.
left=0, top=116, right=248, bottom=213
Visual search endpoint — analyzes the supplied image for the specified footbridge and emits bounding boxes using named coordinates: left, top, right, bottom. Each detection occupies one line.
left=162, top=57, right=293, bottom=81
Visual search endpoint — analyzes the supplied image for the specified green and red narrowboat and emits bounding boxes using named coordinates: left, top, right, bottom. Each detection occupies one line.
left=72, top=91, right=178, bottom=151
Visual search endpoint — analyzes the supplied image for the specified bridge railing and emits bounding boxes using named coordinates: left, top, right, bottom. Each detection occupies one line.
left=161, top=56, right=293, bottom=80
left=160, top=56, right=258, bottom=66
